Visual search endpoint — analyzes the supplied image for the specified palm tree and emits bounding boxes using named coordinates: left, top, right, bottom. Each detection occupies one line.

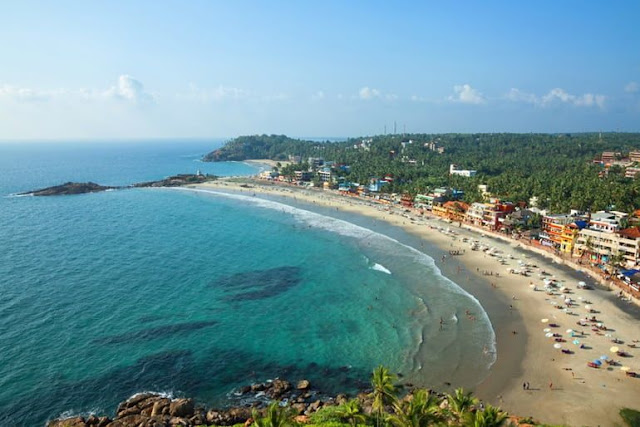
left=446, top=388, right=478, bottom=423
left=370, top=365, right=398, bottom=427
left=252, top=401, right=296, bottom=427
left=609, top=250, right=625, bottom=274
left=462, top=404, right=508, bottom=427
left=389, top=389, right=444, bottom=427
left=335, top=399, right=368, bottom=427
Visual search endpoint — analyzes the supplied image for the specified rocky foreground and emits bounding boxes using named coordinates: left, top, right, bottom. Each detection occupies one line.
left=47, top=379, right=344, bottom=427
left=46, top=377, right=540, bottom=427
left=20, top=174, right=216, bottom=196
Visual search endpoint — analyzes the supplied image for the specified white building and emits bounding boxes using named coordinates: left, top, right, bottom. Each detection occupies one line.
left=449, top=164, right=477, bottom=177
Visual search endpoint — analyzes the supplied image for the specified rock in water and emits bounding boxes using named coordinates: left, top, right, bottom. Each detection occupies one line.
left=296, top=379, right=310, bottom=390
left=21, top=182, right=116, bottom=196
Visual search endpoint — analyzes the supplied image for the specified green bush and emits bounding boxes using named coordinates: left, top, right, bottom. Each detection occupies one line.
left=620, top=408, right=640, bottom=427
left=309, top=406, right=346, bottom=424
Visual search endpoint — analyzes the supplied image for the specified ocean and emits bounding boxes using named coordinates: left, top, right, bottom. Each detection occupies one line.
left=0, top=140, right=495, bottom=426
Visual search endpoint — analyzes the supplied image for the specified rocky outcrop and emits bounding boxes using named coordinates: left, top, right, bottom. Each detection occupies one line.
left=21, top=182, right=117, bottom=196
left=20, top=174, right=217, bottom=197
left=133, top=174, right=216, bottom=188
left=47, top=378, right=337, bottom=427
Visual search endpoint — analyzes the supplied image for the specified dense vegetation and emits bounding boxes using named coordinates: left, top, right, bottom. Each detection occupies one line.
left=246, top=366, right=514, bottom=427
left=204, top=133, right=640, bottom=213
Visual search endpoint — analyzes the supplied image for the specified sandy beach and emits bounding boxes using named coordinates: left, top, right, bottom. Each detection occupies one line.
left=192, top=178, right=640, bottom=427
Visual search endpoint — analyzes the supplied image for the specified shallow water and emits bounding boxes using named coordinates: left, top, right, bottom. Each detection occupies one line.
left=0, top=141, right=495, bottom=425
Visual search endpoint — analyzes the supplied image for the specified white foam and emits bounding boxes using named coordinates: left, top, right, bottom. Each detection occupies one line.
left=370, top=263, right=392, bottom=274
left=168, top=187, right=497, bottom=367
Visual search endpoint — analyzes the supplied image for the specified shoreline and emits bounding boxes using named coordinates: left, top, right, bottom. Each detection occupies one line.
left=191, top=178, right=640, bottom=427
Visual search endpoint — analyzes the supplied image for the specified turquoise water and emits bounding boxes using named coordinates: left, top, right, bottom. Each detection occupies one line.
left=0, top=141, right=495, bottom=426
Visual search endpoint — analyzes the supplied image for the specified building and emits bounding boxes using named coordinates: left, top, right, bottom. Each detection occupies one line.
left=400, top=193, right=414, bottom=208
left=449, top=164, right=477, bottom=177
left=576, top=227, right=640, bottom=268
left=368, top=178, right=389, bottom=193
left=318, top=167, right=332, bottom=182
left=466, top=203, right=489, bottom=227
left=630, top=151, right=640, bottom=163
left=601, top=152, right=620, bottom=165
left=433, top=201, right=469, bottom=222
left=539, top=214, right=585, bottom=252
left=625, top=167, right=640, bottom=179
left=294, top=170, right=312, bottom=181
left=574, top=211, right=632, bottom=266
left=482, top=200, right=516, bottom=230
left=308, top=157, right=324, bottom=168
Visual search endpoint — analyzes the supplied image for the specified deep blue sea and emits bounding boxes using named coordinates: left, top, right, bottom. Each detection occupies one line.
left=0, top=140, right=495, bottom=426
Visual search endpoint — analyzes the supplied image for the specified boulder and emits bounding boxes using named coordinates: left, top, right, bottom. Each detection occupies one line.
left=47, top=417, right=86, bottom=427
left=107, top=414, right=147, bottom=426
left=151, top=398, right=171, bottom=416
left=335, top=394, right=348, bottom=405
left=251, top=383, right=266, bottom=392
left=296, top=380, right=310, bottom=390
left=168, top=416, right=189, bottom=426
left=308, top=400, right=322, bottom=412
left=269, top=379, right=291, bottom=398
left=169, top=398, right=194, bottom=418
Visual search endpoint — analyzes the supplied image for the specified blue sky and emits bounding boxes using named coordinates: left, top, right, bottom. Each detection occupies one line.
left=1, top=1, right=639, bottom=139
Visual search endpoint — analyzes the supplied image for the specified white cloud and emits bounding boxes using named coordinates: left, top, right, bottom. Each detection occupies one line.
left=541, top=88, right=605, bottom=108
left=448, top=84, right=485, bottom=104
left=359, top=86, right=381, bottom=100
left=506, top=87, right=605, bottom=109
left=104, top=75, right=155, bottom=104
left=0, top=85, right=66, bottom=102
left=625, top=81, right=639, bottom=93
left=385, top=93, right=398, bottom=101
left=505, top=88, right=537, bottom=104
left=311, top=90, right=325, bottom=100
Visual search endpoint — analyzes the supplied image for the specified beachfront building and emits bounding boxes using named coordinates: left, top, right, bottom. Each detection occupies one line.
left=538, top=213, right=587, bottom=252
left=574, top=211, right=633, bottom=266
left=433, top=201, right=469, bottom=222
left=413, top=187, right=463, bottom=211
left=401, top=193, right=414, bottom=208
left=449, top=164, right=477, bottom=177
left=466, top=200, right=515, bottom=230
left=500, top=209, right=538, bottom=233
left=368, top=178, right=389, bottom=193
left=466, top=202, right=489, bottom=227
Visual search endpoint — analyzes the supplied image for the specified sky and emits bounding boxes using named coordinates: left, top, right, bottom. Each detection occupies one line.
left=1, top=1, right=639, bottom=140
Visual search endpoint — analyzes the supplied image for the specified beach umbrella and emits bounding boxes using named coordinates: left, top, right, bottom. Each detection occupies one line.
left=578, top=281, right=587, bottom=287
left=600, top=355, right=609, bottom=360
left=541, top=318, right=549, bottom=323
left=620, top=366, right=631, bottom=372
left=610, top=346, right=620, bottom=353
left=593, top=359, right=602, bottom=366
left=573, top=339, right=580, bottom=345
left=566, top=329, right=574, bottom=334
left=545, top=333, right=554, bottom=338
left=543, top=328, right=551, bottom=332
left=553, top=343, right=562, bottom=349
left=585, top=305, right=592, bottom=310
